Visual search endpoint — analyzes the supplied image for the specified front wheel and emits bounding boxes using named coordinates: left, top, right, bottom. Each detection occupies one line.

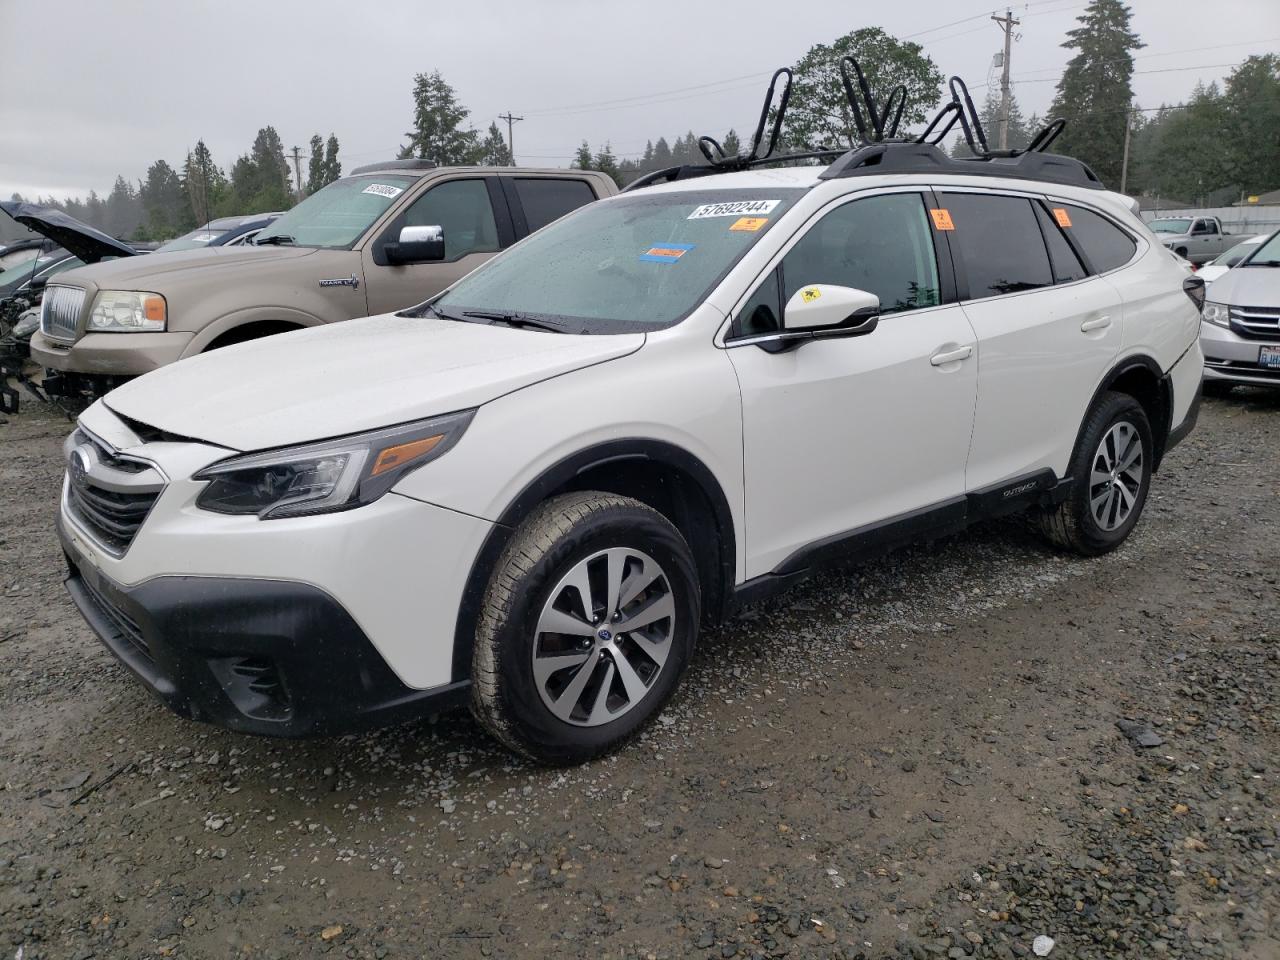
left=1036, top=391, right=1153, bottom=556
left=470, top=492, right=699, bottom=764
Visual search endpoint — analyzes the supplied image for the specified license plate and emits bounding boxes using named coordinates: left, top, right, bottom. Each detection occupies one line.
left=1260, top=345, right=1280, bottom=369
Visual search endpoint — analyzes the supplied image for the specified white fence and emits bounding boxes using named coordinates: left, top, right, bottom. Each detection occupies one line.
left=1140, top=205, right=1280, bottom=236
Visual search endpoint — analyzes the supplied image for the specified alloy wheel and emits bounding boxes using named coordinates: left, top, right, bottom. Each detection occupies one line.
left=1089, top=420, right=1144, bottom=532
left=531, top=547, right=675, bottom=726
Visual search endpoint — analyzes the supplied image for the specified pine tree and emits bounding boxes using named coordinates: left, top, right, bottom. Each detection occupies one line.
left=323, top=134, right=341, bottom=184
left=402, top=70, right=481, bottom=164
left=641, top=140, right=655, bottom=170
left=306, top=134, right=326, bottom=195
left=1221, top=55, right=1280, bottom=194
left=573, top=141, right=594, bottom=170
left=721, top=128, right=742, bottom=158
left=652, top=137, right=672, bottom=167
left=140, top=159, right=191, bottom=239
left=182, top=140, right=224, bottom=225
left=593, top=144, right=621, bottom=185
left=1048, top=0, right=1144, bottom=185
left=480, top=122, right=513, bottom=165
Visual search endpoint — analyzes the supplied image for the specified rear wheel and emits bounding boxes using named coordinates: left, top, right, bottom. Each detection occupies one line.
left=470, top=492, right=699, bottom=764
left=1037, top=391, right=1152, bottom=556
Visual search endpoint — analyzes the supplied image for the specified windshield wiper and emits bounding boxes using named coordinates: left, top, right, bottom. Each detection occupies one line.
left=462, top=310, right=566, bottom=333
left=255, top=234, right=295, bottom=246
left=1244, top=259, right=1280, bottom=267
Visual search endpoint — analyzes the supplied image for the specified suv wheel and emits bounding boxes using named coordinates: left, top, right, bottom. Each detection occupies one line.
left=471, top=492, right=699, bottom=764
left=1037, top=391, right=1153, bottom=556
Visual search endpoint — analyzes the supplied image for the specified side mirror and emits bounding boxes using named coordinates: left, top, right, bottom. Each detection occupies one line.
left=385, top=225, right=445, bottom=265
left=783, top=284, right=880, bottom=336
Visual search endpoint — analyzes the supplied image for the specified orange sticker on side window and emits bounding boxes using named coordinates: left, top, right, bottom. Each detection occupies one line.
left=729, top=217, right=769, bottom=232
left=930, top=208, right=955, bottom=230
left=1052, top=207, right=1072, bottom=228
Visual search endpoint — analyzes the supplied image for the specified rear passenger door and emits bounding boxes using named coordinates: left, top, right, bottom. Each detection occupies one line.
left=499, top=175, right=601, bottom=235
left=362, top=176, right=513, bottom=316
left=943, top=191, right=1122, bottom=491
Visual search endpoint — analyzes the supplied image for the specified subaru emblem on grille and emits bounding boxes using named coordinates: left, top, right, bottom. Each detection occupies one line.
left=69, top=446, right=92, bottom=488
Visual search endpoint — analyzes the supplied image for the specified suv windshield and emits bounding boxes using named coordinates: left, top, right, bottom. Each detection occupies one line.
left=1213, top=237, right=1263, bottom=267
left=254, top=175, right=416, bottom=249
left=157, top=228, right=226, bottom=252
left=1242, top=231, right=1280, bottom=266
left=430, top=188, right=804, bottom=333
left=1149, top=218, right=1191, bottom=234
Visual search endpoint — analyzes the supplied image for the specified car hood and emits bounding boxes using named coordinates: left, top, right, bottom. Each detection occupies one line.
left=0, top=201, right=137, bottom=263
left=104, top=313, right=645, bottom=450
left=1207, top=265, right=1280, bottom=306
left=55, top=243, right=317, bottom=287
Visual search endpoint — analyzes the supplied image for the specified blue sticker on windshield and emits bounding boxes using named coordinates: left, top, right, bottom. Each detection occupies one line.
left=640, top=242, right=695, bottom=263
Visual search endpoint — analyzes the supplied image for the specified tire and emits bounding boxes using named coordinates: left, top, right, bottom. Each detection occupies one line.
left=1036, top=391, right=1153, bottom=557
left=1175, top=247, right=1188, bottom=258
left=1202, top=379, right=1235, bottom=399
left=470, top=492, right=700, bottom=764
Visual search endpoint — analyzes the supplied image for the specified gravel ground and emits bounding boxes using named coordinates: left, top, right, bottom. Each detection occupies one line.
left=1, top=391, right=1277, bottom=960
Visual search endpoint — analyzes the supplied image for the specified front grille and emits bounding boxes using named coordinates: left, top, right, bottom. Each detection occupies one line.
left=40, top=285, right=86, bottom=341
left=79, top=574, right=151, bottom=664
left=64, top=429, right=164, bottom=556
left=1229, top=305, right=1280, bottom=341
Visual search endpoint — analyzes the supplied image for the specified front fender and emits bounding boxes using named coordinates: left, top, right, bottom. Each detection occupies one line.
left=181, top=306, right=326, bottom=357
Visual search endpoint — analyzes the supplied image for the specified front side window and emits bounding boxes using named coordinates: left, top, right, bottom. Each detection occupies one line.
left=943, top=193, right=1053, bottom=298
left=430, top=188, right=804, bottom=333
left=1060, top=204, right=1137, bottom=273
left=514, top=178, right=597, bottom=232
left=780, top=192, right=942, bottom=314
left=254, top=175, right=416, bottom=249
left=401, top=179, right=499, bottom=260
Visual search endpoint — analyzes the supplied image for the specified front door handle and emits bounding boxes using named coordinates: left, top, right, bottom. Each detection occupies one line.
left=1080, top=315, right=1112, bottom=332
left=930, top=345, right=973, bottom=366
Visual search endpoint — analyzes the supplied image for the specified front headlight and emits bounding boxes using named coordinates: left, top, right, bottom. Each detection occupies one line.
left=194, top=410, right=474, bottom=519
left=1202, top=301, right=1230, bottom=327
left=88, top=290, right=166, bottom=332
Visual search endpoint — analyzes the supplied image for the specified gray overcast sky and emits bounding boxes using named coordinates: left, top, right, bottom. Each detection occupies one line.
left=2, top=0, right=1277, bottom=200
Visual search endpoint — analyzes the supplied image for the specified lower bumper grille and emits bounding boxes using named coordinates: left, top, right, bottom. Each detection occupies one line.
left=79, top=574, right=152, bottom=664
left=1204, top=358, right=1280, bottom=381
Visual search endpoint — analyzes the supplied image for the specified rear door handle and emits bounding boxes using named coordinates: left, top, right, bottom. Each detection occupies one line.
left=1080, top=315, right=1112, bottom=332
left=930, top=345, right=973, bottom=366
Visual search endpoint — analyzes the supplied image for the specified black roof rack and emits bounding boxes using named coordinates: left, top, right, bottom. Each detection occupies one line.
left=350, top=159, right=438, bottom=176
left=624, top=60, right=1104, bottom=194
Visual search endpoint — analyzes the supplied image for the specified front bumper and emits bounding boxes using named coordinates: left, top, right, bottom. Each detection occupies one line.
left=31, top=329, right=193, bottom=376
left=1199, top=320, right=1280, bottom=388
left=58, top=516, right=469, bottom=737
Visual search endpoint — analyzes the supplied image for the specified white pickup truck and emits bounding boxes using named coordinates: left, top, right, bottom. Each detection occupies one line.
left=1148, top=215, right=1234, bottom=265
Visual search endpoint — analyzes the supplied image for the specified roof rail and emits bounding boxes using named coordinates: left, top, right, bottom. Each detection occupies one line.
left=819, top=141, right=1104, bottom=189
left=350, top=159, right=438, bottom=175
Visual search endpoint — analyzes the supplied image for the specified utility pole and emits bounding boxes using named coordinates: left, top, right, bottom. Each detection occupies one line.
left=289, top=146, right=304, bottom=199
left=991, top=8, right=1020, bottom=150
left=498, top=112, right=523, bottom=166
left=1120, top=107, right=1134, bottom=195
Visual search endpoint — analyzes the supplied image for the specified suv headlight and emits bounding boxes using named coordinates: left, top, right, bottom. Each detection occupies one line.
left=1202, top=301, right=1230, bottom=327
left=88, top=290, right=167, bottom=332
left=194, top=410, right=474, bottom=519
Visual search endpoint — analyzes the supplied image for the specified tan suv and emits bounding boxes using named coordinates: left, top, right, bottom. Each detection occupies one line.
left=32, top=160, right=617, bottom=399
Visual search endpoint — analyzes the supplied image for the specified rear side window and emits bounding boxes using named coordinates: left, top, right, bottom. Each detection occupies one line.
left=1033, top=204, right=1088, bottom=283
left=942, top=193, right=1053, bottom=298
left=515, top=178, right=597, bottom=232
left=1059, top=204, right=1137, bottom=273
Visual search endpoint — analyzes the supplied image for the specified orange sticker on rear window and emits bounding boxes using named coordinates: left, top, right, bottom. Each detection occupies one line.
left=1052, top=207, right=1072, bottom=228
left=729, top=217, right=768, bottom=232
left=930, top=208, right=955, bottom=231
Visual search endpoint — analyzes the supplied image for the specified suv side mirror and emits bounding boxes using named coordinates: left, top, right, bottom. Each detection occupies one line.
left=385, top=225, right=445, bottom=265
left=783, top=284, right=880, bottom=336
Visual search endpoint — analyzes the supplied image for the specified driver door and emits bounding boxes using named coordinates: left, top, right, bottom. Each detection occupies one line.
left=726, top=190, right=979, bottom=579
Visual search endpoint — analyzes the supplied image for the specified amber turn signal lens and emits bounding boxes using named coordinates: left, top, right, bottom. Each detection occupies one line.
left=370, top=435, right=444, bottom=477
left=143, top=295, right=166, bottom=323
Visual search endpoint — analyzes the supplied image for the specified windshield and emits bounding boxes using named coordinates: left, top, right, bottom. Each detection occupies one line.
left=1243, top=231, right=1280, bottom=266
left=0, top=253, right=66, bottom=292
left=430, top=188, right=804, bottom=333
left=156, top=229, right=226, bottom=252
left=254, top=175, right=415, bottom=248
left=1212, top=238, right=1263, bottom=267
left=1149, top=218, right=1192, bottom=234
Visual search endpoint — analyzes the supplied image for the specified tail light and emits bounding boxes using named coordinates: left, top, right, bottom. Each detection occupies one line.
left=1182, top=275, right=1206, bottom=311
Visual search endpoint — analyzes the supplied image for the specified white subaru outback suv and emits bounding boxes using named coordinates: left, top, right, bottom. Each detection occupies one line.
left=56, top=135, right=1203, bottom=763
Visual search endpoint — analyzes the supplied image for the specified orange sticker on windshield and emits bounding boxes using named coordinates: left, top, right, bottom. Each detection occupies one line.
left=729, top=217, right=768, bottom=232
left=930, top=208, right=955, bottom=231
left=1052, top=207, right=1072, bottom=228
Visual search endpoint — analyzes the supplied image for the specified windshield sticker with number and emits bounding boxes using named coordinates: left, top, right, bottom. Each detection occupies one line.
left=362, top=183, right=404, bottom=199
left=640, top=243, right=695, bottom=263
left=688, top=200, right=780, bottom=220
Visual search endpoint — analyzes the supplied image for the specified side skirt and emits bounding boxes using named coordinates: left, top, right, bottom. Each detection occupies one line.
left=730, top=469, right=1066, bottom=614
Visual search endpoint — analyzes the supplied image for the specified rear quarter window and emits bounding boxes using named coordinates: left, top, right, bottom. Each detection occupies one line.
left=1060, top=204, right=1137, bottom=273
left=514, top=178, right=598, bottom=232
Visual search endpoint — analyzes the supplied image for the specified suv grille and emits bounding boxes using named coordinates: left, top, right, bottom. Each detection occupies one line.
left=1229, top=305, right=1280, bottom=341
left=40, top=285, right=86, bottom=341
left=64, top=429, right=165, bottom=556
